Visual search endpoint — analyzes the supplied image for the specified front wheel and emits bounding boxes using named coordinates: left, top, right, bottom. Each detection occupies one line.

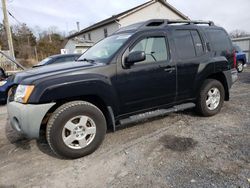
left=236, top=60, right=244, bottom=73
left=196, top=79, right=225, bottom=117
left=46, top=101, right=107, bottom=159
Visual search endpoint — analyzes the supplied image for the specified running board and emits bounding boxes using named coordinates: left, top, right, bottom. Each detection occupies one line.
left=119, top=103, right=195, bottom=125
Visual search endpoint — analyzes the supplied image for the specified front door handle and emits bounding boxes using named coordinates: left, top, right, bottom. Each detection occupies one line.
left=164, top=67, right=175, bottom=72
left=162, top=66, right=175, bottom=73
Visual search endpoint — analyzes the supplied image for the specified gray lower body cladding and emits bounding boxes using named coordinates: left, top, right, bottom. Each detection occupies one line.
left=7, top=101, right=55, bottom=138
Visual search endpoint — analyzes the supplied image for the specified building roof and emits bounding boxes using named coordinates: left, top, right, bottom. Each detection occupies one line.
left=232, top=36, right=250, bottom=41
left=68, top=0, right=188, bottom=39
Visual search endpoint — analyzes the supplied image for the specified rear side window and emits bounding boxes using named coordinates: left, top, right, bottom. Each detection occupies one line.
left=206, top=29, right=232, bottom=52
left=174, top=30, right=196, bottom=59
left=191, top=30, right=204, bottom=56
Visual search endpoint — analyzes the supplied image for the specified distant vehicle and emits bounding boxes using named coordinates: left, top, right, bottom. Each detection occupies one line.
left=233, top=44, right=247, bottom=73
left=0, top=54, right=82, bottom=104
left=33, top=54, right=81, bottom=67
left=0, top=52, right=25, bottom=104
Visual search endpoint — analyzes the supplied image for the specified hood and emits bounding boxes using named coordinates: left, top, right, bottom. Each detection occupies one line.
left=13, top=61, right=103, bottom=84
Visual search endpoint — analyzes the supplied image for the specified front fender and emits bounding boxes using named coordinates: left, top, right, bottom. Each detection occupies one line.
left=28, top=74, right=119, bottom=114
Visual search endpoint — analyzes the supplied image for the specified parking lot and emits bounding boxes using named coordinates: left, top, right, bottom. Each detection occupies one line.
left=0, top=68, right=249, bottom=188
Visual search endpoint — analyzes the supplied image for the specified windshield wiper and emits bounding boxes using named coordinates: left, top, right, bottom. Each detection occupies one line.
left=77, top=58, right=95, bottom=63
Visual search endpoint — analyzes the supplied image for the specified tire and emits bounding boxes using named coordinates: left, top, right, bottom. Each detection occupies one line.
left=46, top=101, right=107, bottom=159
left=196, top=79, right=225, bottom=117
left=236, top=60, right=244, bottom=73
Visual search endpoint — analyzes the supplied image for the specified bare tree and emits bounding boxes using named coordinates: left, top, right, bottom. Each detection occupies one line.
left=230, top=29, right=250, bottom=38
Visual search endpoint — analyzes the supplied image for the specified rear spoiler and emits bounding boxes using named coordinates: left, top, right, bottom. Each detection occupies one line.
left=0, top=51, right=26, bottom=70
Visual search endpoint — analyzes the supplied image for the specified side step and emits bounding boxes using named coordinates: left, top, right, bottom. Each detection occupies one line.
left=119, top=103, right=195, bottom=126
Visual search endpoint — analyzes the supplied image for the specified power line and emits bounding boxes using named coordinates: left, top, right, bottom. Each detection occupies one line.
left=7, top=10, right=22, bottom=25
left=0, top=6, right=22, bottom=25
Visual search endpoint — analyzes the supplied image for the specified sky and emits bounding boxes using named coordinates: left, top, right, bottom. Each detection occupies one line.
left=1, top=0, right=250, bottom=35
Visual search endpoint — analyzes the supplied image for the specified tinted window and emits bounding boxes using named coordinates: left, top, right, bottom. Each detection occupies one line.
left=130, top=36, right=168, bottom=64
left=174, top=30, right=196, bottom=59
left=53, top=56, right=75, bottom=64
left=191, top=30, right=204, bottom=56
left=37, top=57, right=52, bottom=66
left=233, top=45, right=242, bottom=52
left=206, top=29, right=232, bottom=52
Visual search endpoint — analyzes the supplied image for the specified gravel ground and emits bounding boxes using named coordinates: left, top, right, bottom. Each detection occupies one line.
left=0, top=68, right=250, bottom=188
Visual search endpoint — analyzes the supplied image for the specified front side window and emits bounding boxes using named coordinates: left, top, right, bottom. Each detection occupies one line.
left=130, top=36, right=168, bottom=64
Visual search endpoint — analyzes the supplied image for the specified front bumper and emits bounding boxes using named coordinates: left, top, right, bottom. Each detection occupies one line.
left=7, top=101, right=56, bottom=139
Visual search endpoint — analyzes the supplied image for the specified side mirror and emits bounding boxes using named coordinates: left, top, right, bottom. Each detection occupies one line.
left=125, top=51, right=146, bottom=67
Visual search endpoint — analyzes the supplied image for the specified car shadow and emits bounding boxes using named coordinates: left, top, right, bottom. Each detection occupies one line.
left=5, top=119, right=61, bottom=159
left=35, top=129, right=64, bottom=159
left=5, top=120, right=31, bottom=151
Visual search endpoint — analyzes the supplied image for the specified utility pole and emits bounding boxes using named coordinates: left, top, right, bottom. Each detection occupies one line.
left=1, top=0, right=15, bottom=59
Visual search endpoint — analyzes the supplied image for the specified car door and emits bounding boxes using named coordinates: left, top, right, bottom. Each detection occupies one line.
left=116, top=32, right=176, bottom=114
left=173, top=29, right=206, bottom=101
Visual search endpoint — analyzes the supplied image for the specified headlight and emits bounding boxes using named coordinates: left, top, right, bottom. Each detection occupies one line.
left=0, top=81, right=7, bottom=87
left=14, top=85, right=34, bottom=103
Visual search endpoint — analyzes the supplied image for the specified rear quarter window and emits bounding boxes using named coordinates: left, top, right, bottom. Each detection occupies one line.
left=205, top=29, right=232, bottom=53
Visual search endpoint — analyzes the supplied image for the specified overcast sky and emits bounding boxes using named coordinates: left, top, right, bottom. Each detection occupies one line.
left=1, top=0, right=250, bottom=34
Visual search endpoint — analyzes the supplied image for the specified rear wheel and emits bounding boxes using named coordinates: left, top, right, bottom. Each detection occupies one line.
left=236, top=60, right=244, bottom=73
left=46, top=101, right=107, bottom=159
left=196, top=79, right=225, bottom=117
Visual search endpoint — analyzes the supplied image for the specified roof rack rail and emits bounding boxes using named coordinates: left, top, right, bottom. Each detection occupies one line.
left=166, top=19, right=215, bottom=26
left=140, top=19, right=215, bottom=29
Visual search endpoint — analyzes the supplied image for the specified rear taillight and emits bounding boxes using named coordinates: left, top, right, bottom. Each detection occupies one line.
left=233, top=50, right=237, bottom=69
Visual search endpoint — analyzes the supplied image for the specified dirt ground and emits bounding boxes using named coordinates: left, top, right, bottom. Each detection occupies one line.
left=0, top=68, right=250, bottom=188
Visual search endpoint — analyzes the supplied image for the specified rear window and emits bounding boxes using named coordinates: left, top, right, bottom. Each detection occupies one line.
left=205, top=29, right=232, bottom=52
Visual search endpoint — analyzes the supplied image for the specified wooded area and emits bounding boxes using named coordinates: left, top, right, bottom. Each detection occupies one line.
left=0, top=23, right=65, bottom=67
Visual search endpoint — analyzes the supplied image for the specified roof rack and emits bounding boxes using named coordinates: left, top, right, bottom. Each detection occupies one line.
left=166, top=19, right=215, bottom=26
left=141, top=19, right=215, bottom=28
left=116, top=19, right=215, bottom=33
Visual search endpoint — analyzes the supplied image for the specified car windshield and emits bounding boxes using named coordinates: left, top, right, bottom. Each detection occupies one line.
left=78, top=33, right=131, bottom=63
left=37, top=57, right=52, bottom=66
left=233, top=45, right=242, bottom=52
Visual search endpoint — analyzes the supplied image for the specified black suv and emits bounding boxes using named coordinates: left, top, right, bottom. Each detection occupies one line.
left=7, top=20, right=238, bottom=159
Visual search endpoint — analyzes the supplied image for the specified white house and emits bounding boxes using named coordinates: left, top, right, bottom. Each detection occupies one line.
left=65, top=0, right=188, bottom=53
